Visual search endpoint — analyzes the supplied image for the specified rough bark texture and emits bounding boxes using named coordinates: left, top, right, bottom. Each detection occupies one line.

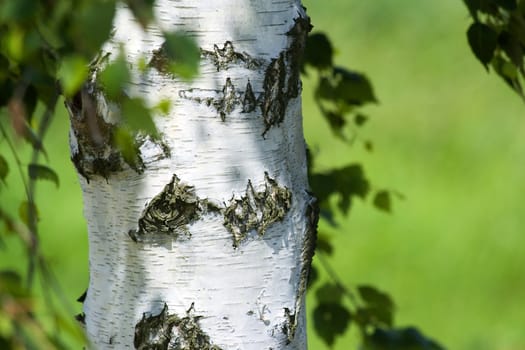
left=67, top=1, right=316, bottom=349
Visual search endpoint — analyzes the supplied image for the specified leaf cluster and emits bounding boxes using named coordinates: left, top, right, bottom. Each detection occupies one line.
left=464, top=0, right=525, bottom=100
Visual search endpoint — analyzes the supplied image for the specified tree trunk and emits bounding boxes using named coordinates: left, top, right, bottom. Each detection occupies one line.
left=65, top=1, right=316, bottom=349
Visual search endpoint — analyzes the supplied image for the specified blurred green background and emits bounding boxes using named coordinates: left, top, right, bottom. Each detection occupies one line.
left=1, top=1, right=525, bottom=349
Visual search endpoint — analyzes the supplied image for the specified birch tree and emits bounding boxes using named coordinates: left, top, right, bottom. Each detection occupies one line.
left=64, top=1, right=316, bottom=348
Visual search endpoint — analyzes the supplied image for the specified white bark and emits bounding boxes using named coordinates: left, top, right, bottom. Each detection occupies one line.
left=68, top=1, right=314, bottom=349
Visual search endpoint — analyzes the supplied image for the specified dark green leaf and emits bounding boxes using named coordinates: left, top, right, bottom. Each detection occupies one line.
left=373, top=190, right=392, bottom=213
left=310, top=164, right=370, bottom=215
left=72, top=0, right=116, bottom=56
left=28, top=164, right=59, bottom=187
left=316, top=233, right=334, bottom=255
left=463, top=0, right=481, bottom=20
left=334, top=67, right=377, bottom=105
left=354, top=113, right=368, bottom=127
left=21, top=124, right=47, bottom=156
left=0, top=0, right=37, bottom=23
left=316, top=283, right=344, bottom=304
left=355, top=306, right=394, bottom=328
left=467, top=22, right=498, bottom=69
left=18, top=200, right=38, bottom=226
left=0, top=155, right=8, bottom=183
left=121, top=97, right=158, bottom=137
left=0, top=75, right=13, bottom=107
left=99, top=54, right=130, bottom=100
left=307, top=265, right=318, bottom=289
left=495, top=0, right=517, bottom=10
left=22, top=85, right=37, bottom=123
left=358, top=285, right=394, bottom=311
left=304, top=32, right=333, bottom=70
left=59, top=55, right=89, bottom=97
left=154, top=32, right=200, bottom=79
left=0, top=270, right=28, bottom=297
left=363, top=327, right=445, bottom=350
left=113, top=127, right=141, bottom=169
left=498, top=31, right=523, bottom=68
left=313, top=303, right=352, bottom=347
left=126, top=0, right=155, bottom=28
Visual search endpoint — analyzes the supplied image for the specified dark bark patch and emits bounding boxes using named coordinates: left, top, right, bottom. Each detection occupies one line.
left=287, top=195, right=319, bottom=343
left=223, top=173, right=292, bottom=248
left=242, top=81, right=257, bottom=113
left=282, top=308, right=296, bottom=345
left=260, top=15, right=311, bottom=136
left=201, top=41, right=264, bottom=71
left=134, top=304, right=177, bottom=350
left=66, top=83, right=146, bottom=182
left=179, top=78, right=258, bottom=121
left=134, top=303, right=222, bottom=350
left=149, top=43, right=171, bottom=76
left=129, top=175, right=200, bottom=243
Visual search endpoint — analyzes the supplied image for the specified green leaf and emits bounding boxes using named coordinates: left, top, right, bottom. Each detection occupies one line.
left=0, top=155, right=9, bottom=183
left=0, top=75, right=13, bottom=107
left=358, top=285, right=394, bottom=311
left=72, top=0, right=116, bottom=56
left=0, top=0, right=37, bottom=23
left=304, top=32, right=333, bottom=70
left=18, top=200, right=39, bottom=226
left=113, top=127, right=140, bottom=169
left=498, top=31, right=523, bottom=68
left=316, top=283, right=344, bottom=304
left=310, top=164, right=370, bottom=215
left=307, top=265, right=318, bottom=289
left=152, top=32, right=200, bottom=79
left=99, top=54, right=130, bottom=100
left=334, top=67, right=377, bottom=104
left=363, top=327, right=445, bottom=350
left=22, top=85, right=37, bottom=123
left=125, top=0, right=155, bottom=28
left=28, top=164, right=59, bottom=187
left=355, top=306, right=394, bottom=329
left=373, top=190, right=392, bottom=213
left=354, top=113, right=368, bottom=127
left=467, top=22, right=498, bottom=69
left=58, top=55, right=88, bottom=97
left=495, top=0, right=517, bottom=10
left=313, top=303, right=352, bottom=347
left=121, top=97, right=158, bottom=137
left=316, top=233, right=334, bottom=255
left=21, top=124, right=47, bottom=157
left=0, top=270, right=28, bottom=297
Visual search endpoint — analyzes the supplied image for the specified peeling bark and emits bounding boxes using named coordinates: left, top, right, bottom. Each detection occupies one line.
left=223, top=173, right=292, bottom=247
left=129, top=175, right=200, bottom=243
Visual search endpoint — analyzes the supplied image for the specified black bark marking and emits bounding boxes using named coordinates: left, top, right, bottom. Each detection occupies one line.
left=129, top=175, right=200, bottom=243
left=179, top=78, right=257, bottom=121
left=282, top=308, right=296, bottom=345
left=134, top=303, right=222, bottom=350
left=242, top=81, right=257, bottom=113
left=134, top=304, right=177, bottom=350
left=149, top=42, right=172, bottom=76
left=223, top=173, right=292, bottom=248
left=261, top=15, right=311, bottom=136
left=66, top=85, right=132, bottom=182
left=201, top=41, right=264, bottom=71
left=286, top=195, right=318, bottom=343
left=219, top=78, right=237, bottom=121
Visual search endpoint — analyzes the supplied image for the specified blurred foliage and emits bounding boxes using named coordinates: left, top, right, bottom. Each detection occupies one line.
left=464, top=0, right=525, bottom=100
left=303, top=31, right=443, bottom=349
